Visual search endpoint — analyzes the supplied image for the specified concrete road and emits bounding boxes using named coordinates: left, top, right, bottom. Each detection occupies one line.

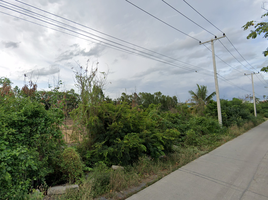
left=127, top=121, right=268, bottom=200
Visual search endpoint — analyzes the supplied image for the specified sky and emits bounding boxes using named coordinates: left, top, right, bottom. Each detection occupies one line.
left=0, top=0, right=268, bottom=102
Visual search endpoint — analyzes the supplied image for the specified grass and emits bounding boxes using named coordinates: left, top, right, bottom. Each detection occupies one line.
left=57, top=119, right=264, bottom=200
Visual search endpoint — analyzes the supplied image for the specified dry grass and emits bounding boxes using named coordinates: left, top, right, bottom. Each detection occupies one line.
left=227, top=121, right=254, bottom=138
left=57, top=179, right=93, bottom=200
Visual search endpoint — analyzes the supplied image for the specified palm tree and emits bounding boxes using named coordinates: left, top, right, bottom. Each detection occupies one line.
left=188, top=84, right=216, bottom=115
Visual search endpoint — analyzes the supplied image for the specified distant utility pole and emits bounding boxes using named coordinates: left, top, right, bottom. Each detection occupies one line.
left=200, top=34, right=226, bottom=125
left=244, top=72, right=259, bottom=117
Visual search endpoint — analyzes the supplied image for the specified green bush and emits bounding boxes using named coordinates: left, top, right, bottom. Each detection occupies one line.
left=74, top=102, right=180, bottom=166
left=187, top=116, right=222, bottom=135
left=90, top=162, right=111, bottom=197
left=24, top=189, right=44, bottom=200
left=0, top=96, right=64, bottom=199
left=60, top=147, right=84, bottom=183
left=185, top=129, right=198, bottom=146
left=205, top=98, right=253, bottom=127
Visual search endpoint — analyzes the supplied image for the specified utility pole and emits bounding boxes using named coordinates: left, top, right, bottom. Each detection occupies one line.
left=200, top=34, right=226, bottom=125
left=244, top=72, right=259, bottom=117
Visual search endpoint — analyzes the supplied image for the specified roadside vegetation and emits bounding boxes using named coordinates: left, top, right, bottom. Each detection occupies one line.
left=0, top=66, right=266, bottom=200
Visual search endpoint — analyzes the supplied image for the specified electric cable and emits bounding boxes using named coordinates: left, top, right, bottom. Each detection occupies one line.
left=125, top=0, right=200, bottom=42
left=126, top=0, right=258, bottom=83
left=2, top=0, right=204, bottom=70
left=183, top=0, right=263, bottom=74
left=10, top=0, right=200, bottom=68
left=0, top=6, right=206, bottom=74
left=1, top=0, right=265, bottom=97
left=162, top=0, right=216, bottom=36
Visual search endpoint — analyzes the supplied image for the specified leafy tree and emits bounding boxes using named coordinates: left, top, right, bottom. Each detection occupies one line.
left=0, top=77, right=12, bottom=86
left=188, top=84, right=216, bottom=115
left=243, top=11, right=268, bottom=72
left=70, top=63, right=107, bottom=148
left=138, top=92, right=178, bottom=111
left=0, top=77, right=13, bottom=97
left=0, top=96, right=65, bottom=199
left=205, top=98, right=253, bottom=127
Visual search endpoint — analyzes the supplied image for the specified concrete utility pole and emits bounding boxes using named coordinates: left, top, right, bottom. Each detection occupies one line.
left=200, top=34, right=226, bottom=125
left=244, top=72, right=259, bottom=117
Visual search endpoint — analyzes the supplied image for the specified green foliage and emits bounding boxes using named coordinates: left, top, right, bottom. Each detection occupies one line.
left=36, top=89, right=80, bottom=115
left=188, top=116, right=222, bottom=135
left=0, top=96, right=64, bottom=199
left=116, top=91, right=178, bottom=111
left=0, top=77, right=12, bottom=86
left=70, top=64, right=106, bottom=146
left=60, top=147, right=84, bottom=183
left=257, top=101, right=268, bottom=116
left=75, top=102, right=180, bottom=166
left=138, top=92, right=178, bottom=111
left=185, top=129, right=198, bottom=146
left=188, top=84, right=216, bottom=115
left=90, top=162, right=111, bottom=197
left=24, top=189, right=44, bottom=200
left=206, top=98, right=253, bottom=127
left=243, top=11, right=268, bottom=57
left=183, top=116, right=223, bottom=146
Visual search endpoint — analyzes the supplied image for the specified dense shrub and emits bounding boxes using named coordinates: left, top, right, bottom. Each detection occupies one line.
left=205, top=98, right=253, bottom=127
left=60, top=147, right=84, bottom=183
left=74, top=102, right=180, bottom=166
left=257, top=101, right=268, bottom=116
left=60, top=147, right=83, bottom=183
left=187, top=116, right=222, bottom=135
left=0, top=96, right=64, bottom=199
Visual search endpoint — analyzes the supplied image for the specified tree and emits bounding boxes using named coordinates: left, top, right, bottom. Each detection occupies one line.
left=188, top=84, right=216, bottom=115
left=243, top=10, right=268, bottom=72
left=0, top=77, right=13, bottom=96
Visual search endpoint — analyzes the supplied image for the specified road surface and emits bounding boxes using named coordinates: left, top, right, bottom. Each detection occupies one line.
left=127, top=121, right=268, bottom=200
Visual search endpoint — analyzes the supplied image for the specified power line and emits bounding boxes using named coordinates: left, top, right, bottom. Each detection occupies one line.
left=0, top=4, right=209, bottom=75
left=127, top=0, right=268, bottom=92
left=2, top=0, right=205, bottom=71
left=161, top=0, right=216, bottom=36
left=217, top=74, right=262, bottom=97
left=182, top=0, right=223, bottom=34
left=218, top=40, right=268, bottom=87
left=127, top=0, right=260, bottom=85
left=125, top=0, right=200, bottom=42
left=225, top=37, right=258, bottom=70
left=2, top=0, right=265, bottom=98
left=182, top=0, right=261, bottom=73
left=12, top=0, right=198, bottom=69
left=156, top=0, right=261, bottom=82
left=218, top=40, right=252, bottom=71
left=0, top=11, right=133, bottom=55
left=203, top=43, right=267, bottom=88
left=255, top=73, right=268, bottom=86
left=181, top=0, right=268, bottom=86
left=202, top=43, right=245, bottom=74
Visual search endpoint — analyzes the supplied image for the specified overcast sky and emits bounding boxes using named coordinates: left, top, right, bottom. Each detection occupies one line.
left=0, top=0, right=268, bottom=101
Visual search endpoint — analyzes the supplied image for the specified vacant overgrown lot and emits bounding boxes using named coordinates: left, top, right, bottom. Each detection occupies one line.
left=0, top=74, right=266, bottom=200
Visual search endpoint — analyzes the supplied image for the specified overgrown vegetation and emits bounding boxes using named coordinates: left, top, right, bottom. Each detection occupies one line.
left=0, top=68, right=266, bottom=199
left=0, top=89, right=65, bottom=199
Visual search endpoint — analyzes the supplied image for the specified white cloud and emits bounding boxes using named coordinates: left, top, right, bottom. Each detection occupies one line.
left=0, top=0, right=267, bottom=101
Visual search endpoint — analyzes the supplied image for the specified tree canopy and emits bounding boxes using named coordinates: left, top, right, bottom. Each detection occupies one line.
left=243, top=11, right=268, bottom=72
